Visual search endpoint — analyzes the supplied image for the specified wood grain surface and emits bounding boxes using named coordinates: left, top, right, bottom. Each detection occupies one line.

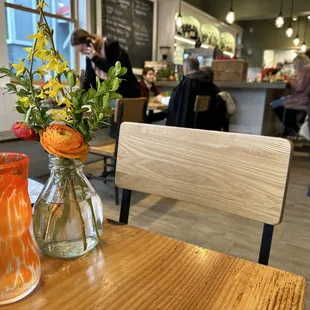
left=4, top=219, right=306, bottom=310
left=194, top=95, right=211, bottom=112
left=116, top=123, right=292, bottom=225
left=114, top=98, right=147, bottom=123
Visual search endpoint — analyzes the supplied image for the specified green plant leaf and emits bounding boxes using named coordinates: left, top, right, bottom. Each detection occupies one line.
left=111, top=78, right=121, bottom=92
left=96, top=76, right=101, bottom=90
left=115, top=61, right=122, bottom=75
left=31, top=109, right=42, bottom=125
left=102, top=96, right=110, bottom=109
left=82, top=91, right=90, bottom=104
left=72, top=96, right=79, bottom=108
left=108, top=66, right=116, bottom=79
left=110, top=92, right=122, bottom=100
left=119, top=67, right=127, bottom=77
left=6, top=83, right=17, bottom=92
left=17, top=89, right=30, bottom=97
left=88, top=88, right=96, bottom=99
left=78, top=124, right=88, bottom=137
left=15, top=106, right=25, bottom=114
left=75, top=107, right=90, bottom=114
left=66, top=71, right=76, bottom=88
left=97, top=82, right=108, bottom=95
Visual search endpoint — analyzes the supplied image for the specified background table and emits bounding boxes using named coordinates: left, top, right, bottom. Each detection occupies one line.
left=4, top=219, right=306, bottom=310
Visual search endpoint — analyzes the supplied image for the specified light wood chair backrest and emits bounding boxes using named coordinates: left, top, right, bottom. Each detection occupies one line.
left=114, top=98, right=147, bottom=123
left=194, top=95, right=212, bottom=112
left=116, top=123, right=293, bottom=225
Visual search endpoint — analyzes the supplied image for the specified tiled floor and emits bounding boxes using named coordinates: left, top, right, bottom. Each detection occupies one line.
left=84, top=152, right=310, bottom=306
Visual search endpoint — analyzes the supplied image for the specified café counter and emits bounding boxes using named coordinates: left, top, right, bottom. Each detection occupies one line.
left=156, top=81, right=286, bottom=135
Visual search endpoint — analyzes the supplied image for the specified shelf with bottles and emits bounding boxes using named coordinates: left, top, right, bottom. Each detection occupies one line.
left=201, top=24, right=220, bottom=48
left=220, top=32, right=236, bottom=54
left=175, top=14, right=201, bottom=41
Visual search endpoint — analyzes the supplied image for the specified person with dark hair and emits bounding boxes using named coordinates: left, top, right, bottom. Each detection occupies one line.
left=157, top=56, right=219, bottom=128
left=70, top=29, right=141, bottom=98
left=139, top=67, right=160, bottom=99
left=139, top=67, right=167, bottom=123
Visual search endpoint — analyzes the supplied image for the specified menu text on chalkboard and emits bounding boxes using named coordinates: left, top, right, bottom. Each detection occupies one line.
left=102, top=0, right=154, bottom=68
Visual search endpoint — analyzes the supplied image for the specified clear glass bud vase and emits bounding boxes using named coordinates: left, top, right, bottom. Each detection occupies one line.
left=33, top=155, right=104, bottom=259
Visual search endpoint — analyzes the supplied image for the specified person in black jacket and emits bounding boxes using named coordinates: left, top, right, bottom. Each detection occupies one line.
left=70, top=29, right=141, bottom=98
left=165, top=57, right=220, bottom=128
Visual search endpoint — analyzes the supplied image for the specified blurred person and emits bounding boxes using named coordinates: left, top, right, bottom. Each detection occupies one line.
left=156, top=56, right=219, bottom=128
left=271, top=53, right=310, bottom=135
left=71, top=29, right=140, bottom=98
left=139, top=67, right=160, bottom=99
left=271, top=62, right=284, bottom=76
left=140, top=67, right=167, bottom=123
left=200, top=66, right=215, bottom=82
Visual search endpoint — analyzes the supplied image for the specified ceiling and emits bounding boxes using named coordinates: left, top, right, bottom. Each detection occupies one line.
left=185, top=0, right=310, bottom=21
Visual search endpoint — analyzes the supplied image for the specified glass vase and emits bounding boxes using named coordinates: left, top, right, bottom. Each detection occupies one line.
left=33, top=155, right=104, bottom=259
left=0, top=153, right=41, bottom=305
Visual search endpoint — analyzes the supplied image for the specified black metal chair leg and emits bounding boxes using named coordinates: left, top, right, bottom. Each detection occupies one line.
left=119, top=189, right=132, bottom=224
left=115, top=185, right=119, bottom=205
left=258, top=224, right=274, bottom=266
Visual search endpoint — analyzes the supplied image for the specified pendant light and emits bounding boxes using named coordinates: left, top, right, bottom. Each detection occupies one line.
left=275, top=0, right=284, bottom=28
left=286, top=0, right=294, bottom=38
left=226, top=0, right=235, bottom=24
left=301, top=18, right=308, bottom=53
left=176, top=0, right=183, bottom=29
left=293, top=17, right=300, bottom=46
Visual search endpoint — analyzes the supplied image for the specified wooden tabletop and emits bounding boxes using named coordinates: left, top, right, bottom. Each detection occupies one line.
left=5, top=219, right=306, bottom=310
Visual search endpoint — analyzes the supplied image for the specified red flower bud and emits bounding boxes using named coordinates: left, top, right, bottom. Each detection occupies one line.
left=11, top=122, right=36, bottom=141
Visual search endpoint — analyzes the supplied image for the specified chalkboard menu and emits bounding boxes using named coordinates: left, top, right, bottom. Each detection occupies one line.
left=102, top=0, right=154, bottom=68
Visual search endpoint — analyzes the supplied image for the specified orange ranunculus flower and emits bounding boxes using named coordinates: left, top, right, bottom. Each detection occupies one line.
left=11, top=122, right=36, bottom=140
left=39, top=124, right=89, bottom=162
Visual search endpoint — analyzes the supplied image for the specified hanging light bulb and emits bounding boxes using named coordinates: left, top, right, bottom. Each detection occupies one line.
left=292, top=16, right=298, bottom=21
left=275, top=0, right=284, bottom=28
left=293, top=36, right=300, bottom=46
left=226, top=0, right=235, bottom=24
left=285, top=0, right=295, bottom=37
left=176, top=14, right=183, bottom=28
left=275, top=15, right=284, bottom=28
left=226, top=10, right=235, bottom=24
left=300, top=17, right=308, bottom=53
left=308, top=16, right=310, bottom=20
left=175, top=0, right=183, bottom=29
left=293, top=17, right=300, bottom=46
left=286, top=24, right=293, bottom=37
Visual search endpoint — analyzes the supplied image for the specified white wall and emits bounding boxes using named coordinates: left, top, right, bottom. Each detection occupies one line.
left=0, top=1, right=9, bottom=85
left=0, top=90, right=22, bottom=132
left=0, top=2, right=20, bottom=132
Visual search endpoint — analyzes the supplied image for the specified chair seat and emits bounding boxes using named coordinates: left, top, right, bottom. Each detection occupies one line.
left=90, top=141, right=116, bottom=157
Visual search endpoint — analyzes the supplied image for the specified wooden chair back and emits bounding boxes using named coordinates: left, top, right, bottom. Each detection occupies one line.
left=116, top=123, right=292, bottom=225
left=193, top=95, right=212, bottom=128
left=194, top=95, right=212, bottom=112
left=116, top=123, right=293, bottom=265
left=114, top=98, right=147, bottom=123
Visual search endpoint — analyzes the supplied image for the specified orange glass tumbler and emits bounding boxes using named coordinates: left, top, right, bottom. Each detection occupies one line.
left=0, top=153, right=41, bottom=305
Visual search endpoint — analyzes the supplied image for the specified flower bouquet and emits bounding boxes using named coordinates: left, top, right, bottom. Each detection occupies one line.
left=0, top=0, right=127, bottom=258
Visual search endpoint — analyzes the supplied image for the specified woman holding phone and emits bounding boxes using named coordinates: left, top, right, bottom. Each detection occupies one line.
left=70, top=29, right=141, bottom=98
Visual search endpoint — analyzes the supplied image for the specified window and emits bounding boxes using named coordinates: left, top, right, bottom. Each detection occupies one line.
left=4, top=0, right=80, bottom=74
